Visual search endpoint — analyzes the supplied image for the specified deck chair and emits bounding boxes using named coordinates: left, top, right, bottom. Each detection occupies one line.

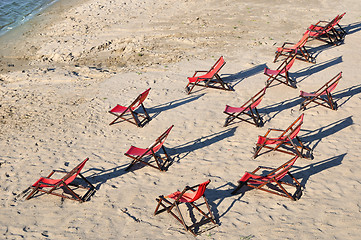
left=185, top=56, right=233, bottom=94
left=306, top=13, right=346, bottom=46
left=109, top=88, right=151, bottom=127
left=124, top=125, right=173, bottom=171
left=253, top=114, right=312, bottom=159
left=154, top=180, right=216, bottom=236
left=223, top=87, right=266, bottom=127
left=274, top=33, right=314, bottom=63
left=231, top=156, right=303, bottom=201
left=25, top=158, right=96, bottom=202
left=300, top=72, right=342, bottom=111
left=264, top=51, right=297, bottom=88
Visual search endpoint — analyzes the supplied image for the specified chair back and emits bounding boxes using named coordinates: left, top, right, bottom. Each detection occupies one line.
left=189, top=180, right=210, bottom=202
left=148, top=125, right=174, bottom=153
left=296, top=33, right=309, bottom=48
left=280, top=114, right=304, bottom=140
left=130, top=88, right=151, bottom=111
left=279, top=52, right=297, bottom=74
left=247, top=87, right=266, bottom=111
left=322, top=72, right=342, bottom=95
left=63, top=158, right=89, bottom=185
left=273, top=156, right=298, bottom=181
left=332, top=12, right=346, bottom=27
left=204, top=56, right=226, bottom=78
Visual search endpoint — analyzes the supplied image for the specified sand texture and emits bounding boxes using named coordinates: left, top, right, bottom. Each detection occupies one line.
left=1, top=0, right=361, bottom=239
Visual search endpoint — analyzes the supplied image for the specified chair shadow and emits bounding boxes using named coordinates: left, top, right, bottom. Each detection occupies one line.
left=291, top=153, right=346, bottom=186
left=82, top=163, right=130, bottom=190
left=292, top=56, right=343, bottom=84
left=259, top=96, right=303, bottom=123
left=333, top=84, right=361, bottom=109
left=300, top=116, right=353, bottom=150
left=343, top=21, right=361, bottom=35
left=221, top=63, right=267, bottom=88
left=170, top=127, right=237, bottom=161
left=148, top=94, right=205, bottom=119
left=206, top=182, right=248, bottom=221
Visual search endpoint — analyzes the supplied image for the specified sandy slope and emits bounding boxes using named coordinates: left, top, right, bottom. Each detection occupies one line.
left=1, top=0, right=361, bottom=239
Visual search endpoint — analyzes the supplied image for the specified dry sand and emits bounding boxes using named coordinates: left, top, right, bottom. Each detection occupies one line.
left=1, top=0, right=361, bottom=239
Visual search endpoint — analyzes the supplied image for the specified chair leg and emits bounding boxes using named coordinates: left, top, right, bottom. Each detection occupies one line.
left=186, top=82, right=196, bottom=95
left=231, top=181, right=247, bottom=195
left=253, top=145, right=263, bottom=159
left=25, top=186, right=39, bottom=200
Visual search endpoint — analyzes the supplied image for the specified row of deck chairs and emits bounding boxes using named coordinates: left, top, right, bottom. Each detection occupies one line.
left=23, top=12, right=347, bottom=236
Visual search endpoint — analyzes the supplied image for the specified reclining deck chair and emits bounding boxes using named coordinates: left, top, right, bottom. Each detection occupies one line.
left=264, top=51, right=298, bottom=88
left=124, top=125, right=173, bottom=171
left=154, top=180, right=216, bottom=236
left=185, top=56, right=233, bottom=94
left=300, top=72, right=342, bottom=111
left=253, top=114, right=312, bottom=159
left=223, top=87, right=266, bottom=127
left=25, top=158, right=96, bottom=202
left=274, top=33, right=314, bottom=63
left=231, top=156, right=303, bottom=201
left=109, top=88, right=151, bottom=127
left=305, top=13, right=346, bottom=46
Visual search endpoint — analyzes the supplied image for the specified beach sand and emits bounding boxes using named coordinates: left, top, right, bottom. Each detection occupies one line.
left=1, top=0, right=361, bottom=239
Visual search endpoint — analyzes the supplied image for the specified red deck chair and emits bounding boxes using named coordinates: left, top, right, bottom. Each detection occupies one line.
left=25, top=158, right=96, bottom=202
left=185, top=56, right=233, bottom=94
left=253, top=114, right=312, bottom=159
left=305, top=13, right=346, bottom=45
left=274, top=33, right=314, bottom=63
left=223, top=87, right=266, bottom=127
left=264, top=51, right=298, bottom=88
left=124, top=125, right=173, bottom=171
left=231, top=156, right=303, bottom=200
left=109, top=88, right=151, bottom=127
left=154, top=180, right=216, bottom=236
left=300, top=72, right=342, bottom=111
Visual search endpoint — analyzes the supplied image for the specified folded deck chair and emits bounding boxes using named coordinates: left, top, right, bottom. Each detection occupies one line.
left=305, top=13, right=346, bottom=46
left=274, top=33, right=314, bottom=63
left=154, top=180, right=216, bottom=236
left=264, top=51, right=297, bottom=88
left=300, top=72, right=342, bottom=111
left=185, top=56, right=233, bottom=94
left=253, top=114, right=312, bottom=159
left=231, top=156, right=303, bottom=201
left=124, top=125, right=173, bottom=171
left=109, top=88, right=151, bottom=127
left=223, top=87, right=266, bottom=127
left=25, top=158, right=96, bottom=202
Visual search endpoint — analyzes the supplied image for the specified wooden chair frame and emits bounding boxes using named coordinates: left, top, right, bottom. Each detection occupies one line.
left=253, top=114, right=312, bottom=159
left=265, top=52, right=298, bottom=89
left=185, top=56, right=233, bottom=94
left=25, top=158, right=96, bottom=202
left=274, top=33, right=314, bottom=63
left=231, top=156, right=303, bottom=201
left=154, top=180, right=216, bottom=236
left=109, top=88, right=151, bottom=127
left=223, top=87, right=266, bottom=127
left=124, top=125, right=173, bottom=171
left=300, top=72, right=342, bottom=111
left=306, top=13, right=346, bottom=46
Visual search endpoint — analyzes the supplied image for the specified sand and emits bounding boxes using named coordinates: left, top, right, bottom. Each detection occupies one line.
left=1, top=0, right=361, bottom=239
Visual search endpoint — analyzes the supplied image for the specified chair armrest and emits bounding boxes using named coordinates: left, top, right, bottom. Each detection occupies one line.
left=192, top=70, right=208, bottom=77
left=52, top=170, right=68, bottom=173
left=281, top=42, right=294, bottom=46
left=258, top=166, right=275, bottom=170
